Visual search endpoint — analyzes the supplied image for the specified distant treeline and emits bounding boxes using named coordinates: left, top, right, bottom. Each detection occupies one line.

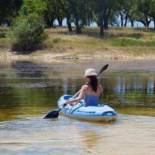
left=1, top=0, right=155, bottom=35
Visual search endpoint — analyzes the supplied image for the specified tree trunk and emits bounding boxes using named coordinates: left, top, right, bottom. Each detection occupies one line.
left=139, top=20, right=147, bottom=27
left=86, top=19, right=91, bottom=26
left=75, top=24, right=81, bottom=34
left=103, top=16, right=108, bottom=29
left=146, top=20, right=150, bottom=28
left=145, top=16, right=151, bottom=28
left=75, top=18, right=82, bottom=34
left=98, top=17, right=104, bottom=36
left=67, top=16, right=72, bottom=32
left=97, top=21, right=100, bottom=27
left=103, top=8, right=111, bottom=29
left=57, top=17, right=63, bottom=27
left=45, top=19, right=53, bottom=28
left=153, top=18, right=155, bottom=29
left=99, top=15, right=104, bottom=36
left=120, top=13, right=124, bottom=27
left=100, top=24, right=104, bottom=36
left=124, top=14, right=128, bottom=27
left=130, top=20, right=134, bottom=28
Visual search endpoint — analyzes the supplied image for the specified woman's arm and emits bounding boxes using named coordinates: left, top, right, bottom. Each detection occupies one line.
left=65, top=85, right=87, bottom=106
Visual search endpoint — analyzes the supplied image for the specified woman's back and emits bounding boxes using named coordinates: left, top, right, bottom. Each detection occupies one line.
left=64, top=68, right=103, bottom=107
left=84, top=84, right=103, bottom=106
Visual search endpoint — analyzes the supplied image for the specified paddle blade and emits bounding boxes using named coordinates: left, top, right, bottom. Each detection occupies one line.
left=97, top=64, right=109, bottom=76
left=43, top=109, right=60, bottom=119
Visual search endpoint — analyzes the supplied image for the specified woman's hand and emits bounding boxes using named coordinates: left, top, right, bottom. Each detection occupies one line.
left=63, top=85, right=86, bottom=107
left=64, top=100, right=76, bottom=107
left=69, top=102, right=76, bottom=106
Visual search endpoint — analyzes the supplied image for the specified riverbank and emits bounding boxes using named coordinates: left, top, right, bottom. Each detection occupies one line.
left=1, top=52, right=155, bottom=72
left=0, top=27, right=155, bottom=71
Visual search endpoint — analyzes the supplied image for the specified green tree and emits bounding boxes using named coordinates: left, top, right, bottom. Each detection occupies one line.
left=148, top=0, right=155, bottom=29
left=64, top=0, right=73, bottom=32
left=57, top=0, right=88, bottom=34
left=117, top=0, right=136, bottom=27
left=83, top=0, right=95, bottom=26
left=67, top=0, right=88, bottom=33
left=9, top=14, right=46, bottom=53
left=95, top=0, right=117, bottom=36
left=54, top=0, right=66, bottom=26
left=44, top=0, right=65, bottom=27
left=44, top=0, right=55, bottom=27
left=20, top=0, right=47, bottom=17
left=136, top=0, right=151, bottom=28
left=0, top=0, right=22, bottom=25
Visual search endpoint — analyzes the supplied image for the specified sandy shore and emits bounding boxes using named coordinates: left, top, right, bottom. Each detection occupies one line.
left=0, top=50, right=155, bottom=72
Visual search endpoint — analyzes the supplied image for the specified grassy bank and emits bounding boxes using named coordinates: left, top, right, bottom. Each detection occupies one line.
left=0, top=27, right=155, bottom=64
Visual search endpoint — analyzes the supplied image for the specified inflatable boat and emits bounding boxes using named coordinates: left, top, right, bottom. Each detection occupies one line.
left=58, top=95, right=117, bottom=122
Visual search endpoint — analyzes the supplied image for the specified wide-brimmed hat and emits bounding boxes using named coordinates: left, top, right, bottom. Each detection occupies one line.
left=84, top=68, right=97, bottom=77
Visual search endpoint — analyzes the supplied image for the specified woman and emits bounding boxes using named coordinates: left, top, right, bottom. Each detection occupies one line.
left=65, top=68, right=103, bottom=106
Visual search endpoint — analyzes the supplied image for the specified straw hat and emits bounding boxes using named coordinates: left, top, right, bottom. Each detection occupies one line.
left=84, top=68, right=97, bottom=77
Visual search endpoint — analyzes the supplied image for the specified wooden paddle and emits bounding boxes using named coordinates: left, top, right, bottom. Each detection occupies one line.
left=43, top=64, right=109, bottom=119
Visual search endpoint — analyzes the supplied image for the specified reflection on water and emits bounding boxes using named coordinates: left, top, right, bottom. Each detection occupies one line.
left=0, top=61, right=155, bottom=121
left=102, top=73, right=155, bottom=108
left=11, top=61, right=46, bottom=78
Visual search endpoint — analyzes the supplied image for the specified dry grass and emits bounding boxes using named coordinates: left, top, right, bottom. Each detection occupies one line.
left=0, top=27, right=155, bottom=63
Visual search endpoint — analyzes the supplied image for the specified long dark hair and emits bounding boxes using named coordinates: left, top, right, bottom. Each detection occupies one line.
left=87, top=76, right=98, bottom=92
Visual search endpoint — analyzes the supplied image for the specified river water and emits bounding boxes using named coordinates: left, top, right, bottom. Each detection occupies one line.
left=0, top=61, right=155, bottom=155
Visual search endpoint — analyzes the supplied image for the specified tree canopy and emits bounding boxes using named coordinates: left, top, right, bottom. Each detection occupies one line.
left=1, top=0, right=155, bottom=35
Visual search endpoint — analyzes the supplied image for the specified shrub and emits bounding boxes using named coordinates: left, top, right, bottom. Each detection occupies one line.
left=9, top=14, right=47, bottom=53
